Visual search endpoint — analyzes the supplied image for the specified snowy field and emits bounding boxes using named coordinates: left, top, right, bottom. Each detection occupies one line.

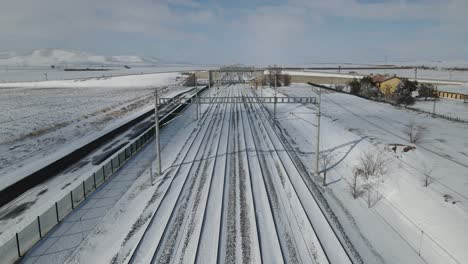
left=7, top=82, right=468, bottom=264
left=0, top=83, right=199, bottom=255
left=0, top=65, right=213, bottom=83
left=412, top=98, right=468, bottom=121
left=311, top=68, right=468, bottom=83
left=271, top=83, right=468, bottom=264
left=0, top=72, right=188, bottom=192
left=436, top=84, right=468, bottom=94
left=19, top=84, right=353, bottom=264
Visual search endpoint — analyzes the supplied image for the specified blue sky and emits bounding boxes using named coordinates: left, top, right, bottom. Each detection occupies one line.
left=1, top=0, right=467, bottom=65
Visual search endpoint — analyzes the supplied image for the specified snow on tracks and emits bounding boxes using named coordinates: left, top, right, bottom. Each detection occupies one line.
left=129, top=84, right=350, bottom=264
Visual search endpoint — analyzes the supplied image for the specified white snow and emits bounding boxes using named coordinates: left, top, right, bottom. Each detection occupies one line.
left=3, top=77, right=468, bottom=264
left=268, top=83, right=468, bottom=264
left=0, top=72, right=188, bottom=192
left=411, top=98, right=468, bottom=121
left=0, top=48, right=159, bottom=66
left=24, top=84, right=352, bottom=264
left=285, top=69, right=468, bottom=84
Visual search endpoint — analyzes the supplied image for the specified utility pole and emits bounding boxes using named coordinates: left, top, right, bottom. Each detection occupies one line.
left=414, top=68, right=418, bottom=80
left=315, top=87, right=322, bottom=184
left=195, top=76, right=199, bottom=121
left=433, top=86, right=438, bottom=115
left=208, top=70, right=211, bottom=92
left=261, top=78, right=263, bottom=97
left=274, top=74, right=277, bottom=119
left=384, top=55, right=388, bottom=74
left=154, top=88, right=162, bottom=182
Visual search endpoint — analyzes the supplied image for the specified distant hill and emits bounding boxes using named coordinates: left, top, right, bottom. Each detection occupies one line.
left=0, top=49, right=160, bottom=67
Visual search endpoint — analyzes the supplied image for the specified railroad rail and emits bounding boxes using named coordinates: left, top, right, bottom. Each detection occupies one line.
left=159, top=96, right=316, bottom=105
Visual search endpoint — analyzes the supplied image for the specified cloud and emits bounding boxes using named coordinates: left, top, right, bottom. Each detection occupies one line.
left=0, top=0, right=466, bottom=63
left=165, top=0, right=201, bottom=8
left=0, top=0, right=215, bottom=41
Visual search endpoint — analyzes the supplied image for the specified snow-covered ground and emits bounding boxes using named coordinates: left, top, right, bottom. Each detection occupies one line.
left=308, top=68, right=468, bottom=83
left=20, top=84, right=352, bottom=264
left=0, top=72, right=186, bottom=192
left=412, top=98, right=468, bottom=121
left=0, top=48, right=214, bottom=82
left=268, top=83, right=468, bottom=264
left=0, top=66, right=213, bottom=83
left=0, top=76, right=203, bottom=252
left=436, top=84, right=468, bottom=94
left=9, top=82, right=468, bottom=264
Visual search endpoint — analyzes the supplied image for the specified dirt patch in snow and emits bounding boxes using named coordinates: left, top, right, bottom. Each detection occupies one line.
left=385, top=144, right=416, bottom=154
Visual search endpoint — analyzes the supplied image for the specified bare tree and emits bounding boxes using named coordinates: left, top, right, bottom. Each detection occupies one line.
left=358, top=152, right=388, bottom=180
left=404, top=120, right=427, bottom=144
left=352, top=152, right=389, bottom=206
left=320, top=151, right=335, bottom=186
left=421, top=163, right=437, bottom=187
left=352, top=167, right=363, bottom=199
left=282, top=73, right=291, bottom=87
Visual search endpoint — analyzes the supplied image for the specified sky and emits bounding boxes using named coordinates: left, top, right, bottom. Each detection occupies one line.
left=1, top=0, right=467, bottom=65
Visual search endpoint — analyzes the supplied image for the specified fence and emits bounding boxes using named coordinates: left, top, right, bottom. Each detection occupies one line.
left=0, top=125, right=156, bottom=264
left=437, top=91, right=467, bottom=101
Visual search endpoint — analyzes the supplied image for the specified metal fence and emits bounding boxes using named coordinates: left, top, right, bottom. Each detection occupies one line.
left=0, top=125, right=156, bottom=264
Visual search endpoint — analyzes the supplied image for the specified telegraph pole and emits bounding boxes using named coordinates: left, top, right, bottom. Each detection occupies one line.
left=208, top=70, right=211, bottom=90
left=274, top=74, right=277, bottom=119
left=154, top=88, right=162, bottom=182
left=315, top=87, right=322, bottom=184
left=195, top=76, right=199, bottom=121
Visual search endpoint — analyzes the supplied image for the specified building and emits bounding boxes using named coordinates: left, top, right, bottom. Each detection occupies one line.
left=372, top=74, right=401, bottom=95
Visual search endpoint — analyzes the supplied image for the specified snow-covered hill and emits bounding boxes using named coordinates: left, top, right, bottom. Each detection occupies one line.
left=0, top=49, right=160, bottom=66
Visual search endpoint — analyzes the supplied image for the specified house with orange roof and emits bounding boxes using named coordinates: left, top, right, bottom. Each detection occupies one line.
left=371, top=74, right=401, bottom=95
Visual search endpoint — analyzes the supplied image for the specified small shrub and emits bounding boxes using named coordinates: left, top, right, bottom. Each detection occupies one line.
left=394, top=79, right=417, bottom=106
left=349, top=78, right=361, bottom=95
left=417, top=83, right=438, bottom=100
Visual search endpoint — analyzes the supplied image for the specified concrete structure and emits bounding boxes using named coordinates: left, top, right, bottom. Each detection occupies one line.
left=437, top=90, right=468, bottom=102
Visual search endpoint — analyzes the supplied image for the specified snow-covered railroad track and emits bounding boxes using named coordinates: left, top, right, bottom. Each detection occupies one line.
left=245, top=90, right=353, bottom=263
left=216, top=88, right=261, bottom=264
left=242, top=89, right=331, bottom=264
left=129, top=84, right=351, bottom=264
left=129, top=86, right=231, bottom=263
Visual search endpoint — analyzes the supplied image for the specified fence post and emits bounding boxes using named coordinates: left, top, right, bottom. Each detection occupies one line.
left=16, top=233, right=21, bottom=257
left=83, top=181, right=86, bottom=198
left=55, top=202, right=59, bottom=222
left=38, top=216, right=42, bottom=238
left=93, top=173, right=96, bottom=188
left=71, top=191, right=74, bottom=209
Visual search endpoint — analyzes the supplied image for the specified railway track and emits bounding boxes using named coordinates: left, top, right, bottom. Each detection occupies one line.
left=247, top=89, right=354, bottom=263
left=129, top=84, right=350, bottom=264
left=129, top=86, right=230, bottom=263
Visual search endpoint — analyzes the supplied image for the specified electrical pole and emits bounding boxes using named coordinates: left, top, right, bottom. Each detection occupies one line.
left=274, top=74, right=277, bottom=120
left=433, top=86, right=437, bottom=114
left=208, top=70, right=211, bottom=92
left=415, top=68, right=418, bottom=80
left=315, top=87, right=322, bottom=184
left=154, top=88, right=161, bottom=182
left=195, top=76, right=199, bottom=121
